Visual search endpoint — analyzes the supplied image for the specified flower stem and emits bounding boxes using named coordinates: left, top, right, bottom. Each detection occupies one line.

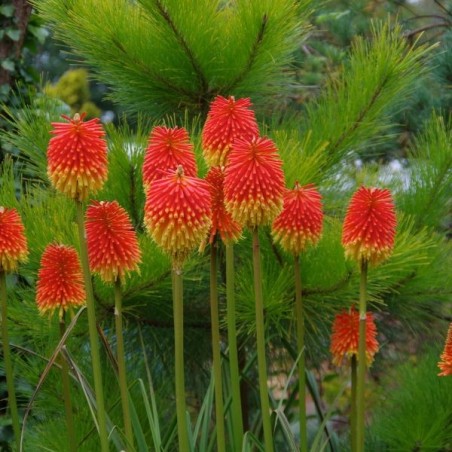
left=75, top=200, right=109, bottom=452
left=226, top=243, right=244, bottom=449
left=173, top=265, right=189, bottom=451
left=252, top=228, right=274, bottom=452
left=114, top=279, right=134, bottom=449
left=350, top=354, right=357, bottom=452
left=294, top=255, right=307, bottom=452
left=210, top=239, right=226, bottom=452
left=59, top=311, right=77, bottom=452
left=356, top=260, right=368, bottom=452
left=0, top=270, right=21, bottom=444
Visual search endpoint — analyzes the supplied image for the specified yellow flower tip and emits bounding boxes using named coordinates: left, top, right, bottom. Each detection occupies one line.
left=86, top=201, right=141, bottom=284
left=47, top=113, right=108, bottom=201
left=36, top=244, right=86, bottom=314
left=0, top=207, right=28, bottom=273
left=272, top=183, right=323, bottom=255
left=342, top=186, right=396, bottom=266
left=144, top=167, right=211, bottom=266
left=224, top=136, right=285, bottom=228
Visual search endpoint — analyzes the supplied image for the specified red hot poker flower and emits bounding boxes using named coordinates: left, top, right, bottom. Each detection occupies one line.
left=202, top=96, right=259, bottom=167
left=47, top=113, right=108, bottom=201
left=438, top=323, right=452, bottom=377
left=142, top=126, right=197, bottom=188
left=330, top=306, right=379, bottom=366
left=36, top=244, right=86, bottom=314
left=224, top=137, right=285, bottom=228
left=342, top=186, right=396, bottom=266
left=0, top=207, right=28, bottom=273
left=144, top=166, right=211, bottom=268
left=205, top=167, right=242, bottom=244
left=86, top=201, right=141, bottom=283
left=272, top=183, right=323, bottom=255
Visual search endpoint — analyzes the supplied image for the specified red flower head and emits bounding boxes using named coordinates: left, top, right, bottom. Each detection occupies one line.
left=144, top=166, right=211, bottom=268
left=86, top=201, right=141, bottom=283
left=224, top=137, right=285, bottom=228
left=142, top=126, right=197, bottom=188
left=205, top=167, right=242, bottom=244
left=438, top=323, right=452, bottom=377
left=47, top=113, right=108, bottom=201
left=0, top=207, right=28, bottom=272
left=342, top=187, right=396, bottom=266
left=272, top=182, right=323, bottom=255
left=36, top=244, right=86, bottom=314
left=202, top=96, right=259, bottom=167
left=330, top=306, right=379, bottom=366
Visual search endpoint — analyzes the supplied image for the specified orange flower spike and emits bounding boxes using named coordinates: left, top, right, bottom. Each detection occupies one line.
left=0, top=207, right=28, bottom=273
left=206, top=167, right=242, bottom=244
left=224, top=137, right=285, bottom=228
left=144, top=166, right=212, bottom=267
left=47, top=113, right=108, bottom=201
left=330, top=306, right=379, bottom=366
left=36, top=244, right=86, bottom=314
left=142, top=126, right=197, bottom=188
left=438, top=323, right=452, bottom=377
left=202, top=96, right=259, bottom=167
left=272, top=183, right=323, bottom=255
left=342, top=186, right=396, bottom=266
left=86, top=201, right=141, bottom=283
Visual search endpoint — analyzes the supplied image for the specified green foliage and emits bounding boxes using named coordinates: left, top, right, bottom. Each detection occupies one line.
left=34, top=0, right=311, bottom=117
left=370, top=346, right=452, bottom=451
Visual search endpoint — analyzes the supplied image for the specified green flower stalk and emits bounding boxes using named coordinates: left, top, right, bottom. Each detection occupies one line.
left=224, top=136, right=286, bottom=451
left=272, top=182, right=324, bottom=452
left=0, top=207, right=29, bottom=444
left=85, top=200, right=142, bottom=448
left=342, top=186, right=396, bottom=451
left=144, top=166, right=212, bottom=450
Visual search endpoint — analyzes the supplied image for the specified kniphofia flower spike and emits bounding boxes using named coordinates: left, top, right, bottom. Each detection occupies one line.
left=142, top=126, right=197, bottom=188
left=86, top=201, right=141, bottom=283
left=330, top=306, right=379, bottom=366
left=144, top=166, right=211, bottom=268
left=272, top=182, right=323, bottom=255
left=47, top=113, right=108, bottom=201
left=202, top=96, right=259, bottom=167
left=224, top=136, right=285, bottom=228
left=36, top=244, right=86, bottom=314
left=342, top=186, right=396, bottom=266
left=0, top=207, right=28, bottom=273
left=438, top=322, right=452, bottom=377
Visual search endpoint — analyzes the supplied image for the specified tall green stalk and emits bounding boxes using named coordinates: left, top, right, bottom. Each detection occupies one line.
left=209, top=239, right=226, bottom=452
left=252, top=228, right=274, bottom=452
left=173, top=266, right=189, bottom=451
left=0, top=270, right=21, bottom=444
left=350, top=354, right=357, bottom=452
left=226, top=243, right=244, bottom=449
left=294, top=255, right=307, bottom=452
left=59, top=311, right=77, bottom=452
left=75, top=200, right=109, bottom=452
left=114, top=279, right=134, bottom=449
left=356, top=260, right=368, bottom=452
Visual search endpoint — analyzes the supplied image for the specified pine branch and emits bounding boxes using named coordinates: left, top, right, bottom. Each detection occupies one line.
left=153, top=0, right=209, bottom=94
left=223, top=14, right=268, bottom=93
